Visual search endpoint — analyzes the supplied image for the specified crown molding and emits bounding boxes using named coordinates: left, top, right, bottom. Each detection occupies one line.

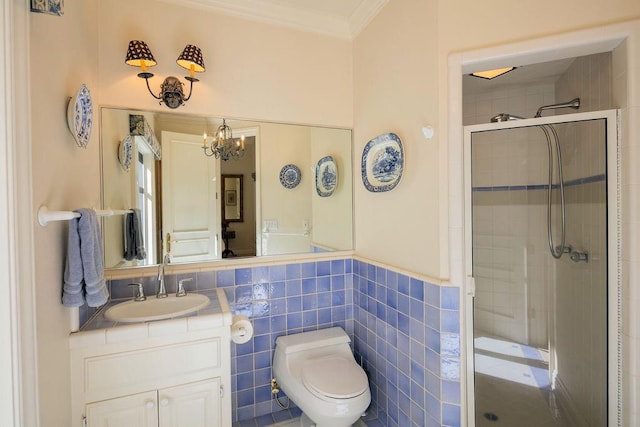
left=157, top=0, right=387, bottom=39
left=350, top=0, right=387, bottom=37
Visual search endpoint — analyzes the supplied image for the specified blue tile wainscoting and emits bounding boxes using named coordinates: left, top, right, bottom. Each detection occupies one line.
left=219, top=259, right=355, bottom=422
left=352, top=260, right=461, bottom=427
left=104, top=257, right=461, bottom=426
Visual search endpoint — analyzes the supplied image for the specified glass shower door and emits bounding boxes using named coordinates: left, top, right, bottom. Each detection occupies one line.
left=464, top=112, right=616, bottom=427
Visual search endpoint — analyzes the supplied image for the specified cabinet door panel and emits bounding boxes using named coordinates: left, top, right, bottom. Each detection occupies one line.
left=159, top=378, right=221, bottom=427
left=86, top=391, right=158, bottom=427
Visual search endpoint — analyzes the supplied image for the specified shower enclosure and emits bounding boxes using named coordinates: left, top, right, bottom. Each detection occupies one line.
left=463, top=110, right=620, bottom=427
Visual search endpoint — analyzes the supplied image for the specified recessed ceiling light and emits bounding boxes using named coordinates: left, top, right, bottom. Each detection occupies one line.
left=470, top=66, right=516, bottom=80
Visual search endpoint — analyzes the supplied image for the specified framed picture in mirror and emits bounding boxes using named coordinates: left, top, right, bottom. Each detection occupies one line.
left=225, top=190, right=237, bottom=206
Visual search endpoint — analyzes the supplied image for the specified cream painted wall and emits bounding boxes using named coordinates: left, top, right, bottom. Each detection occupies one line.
left=310, top=127, right=353, bottom=251
left=30, top=2, right=100, bottom=425
left=353, top=0, right=441, bottom=277
left=259, top=123, right=312, bottom=238
left=97, top=0, right=353, bottom=128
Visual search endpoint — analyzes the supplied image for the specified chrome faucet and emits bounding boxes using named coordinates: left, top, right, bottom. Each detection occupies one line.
left=177, top=278, right=192, bottom=297
left=157, top=253, right=170, bottom=298
left=128, top=283, right=146, bottom=301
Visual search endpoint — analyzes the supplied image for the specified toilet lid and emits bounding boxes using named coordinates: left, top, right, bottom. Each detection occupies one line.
left=301, top=356, right=368, bottom=399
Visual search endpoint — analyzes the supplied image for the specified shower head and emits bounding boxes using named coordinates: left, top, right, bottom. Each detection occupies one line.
left=534, top=97, right=580, bottom=118
left=490, top=113, right=526, bottom=122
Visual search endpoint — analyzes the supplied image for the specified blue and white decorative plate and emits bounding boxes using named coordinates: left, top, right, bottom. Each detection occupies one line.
left=315, top=156, right=338, bottom=197
left=279, top=164, right=302, bottom=189
left=361, top=133, right=404, bottom=192
left=118, top=136, right=133, bottom=172
left=66, top=84, right=93, bottom=148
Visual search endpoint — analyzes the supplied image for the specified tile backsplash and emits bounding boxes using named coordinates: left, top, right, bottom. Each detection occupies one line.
left=101, top=257, right=461, bottom=426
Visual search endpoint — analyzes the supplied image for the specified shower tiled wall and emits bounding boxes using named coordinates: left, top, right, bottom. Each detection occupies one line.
left=555, top=52, right=612, bottom=183
left=463, top=82, right=556, bottom=126
left=107, top=257, right=462, bottom=425
left=553, top=53, right=610, bottom=425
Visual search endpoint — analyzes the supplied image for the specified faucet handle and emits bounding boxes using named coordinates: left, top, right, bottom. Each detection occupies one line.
left=177, top=278, right=193, bottom=297
left=128, top=283, right=146, bottom=301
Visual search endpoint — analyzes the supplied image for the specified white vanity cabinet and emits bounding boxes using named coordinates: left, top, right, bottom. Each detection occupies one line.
left=85, top=390, right=158, bottom=427
left=85, top=378, right=221, bottom=427
left=70, top=309, right=232, bottom=427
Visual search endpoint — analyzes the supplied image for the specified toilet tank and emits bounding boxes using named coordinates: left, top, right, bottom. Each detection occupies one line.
left=275, top=327, right=351, bottom=354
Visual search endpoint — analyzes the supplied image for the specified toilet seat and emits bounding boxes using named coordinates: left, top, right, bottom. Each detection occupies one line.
left=301, top=356, right=368, bottom=399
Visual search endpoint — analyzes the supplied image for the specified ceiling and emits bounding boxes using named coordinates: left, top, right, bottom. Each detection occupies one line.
left=158, top=0, right=388, bottom=39
left=463, top=57, right=576, bottom=95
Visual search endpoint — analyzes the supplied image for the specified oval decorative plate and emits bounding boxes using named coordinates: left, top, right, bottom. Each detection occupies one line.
left=279, top=164, right=302, bottom=189
left=315, top=156, right=338, bottom=197
left=66, top=84, right=93, bottom=148
left=118, top=136, right=133, bottom=172
left=361, top=133, right=404, bottom=192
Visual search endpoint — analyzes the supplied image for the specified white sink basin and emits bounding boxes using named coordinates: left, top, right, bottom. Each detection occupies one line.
left=104, top=293, right=210, bottom=323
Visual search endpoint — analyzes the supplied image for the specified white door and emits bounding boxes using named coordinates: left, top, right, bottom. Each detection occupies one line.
left=158, top=379, right=221, bottom=427
left=85, top=391, right=158, bottom=427
left=162, top=131, right=221, bottom=263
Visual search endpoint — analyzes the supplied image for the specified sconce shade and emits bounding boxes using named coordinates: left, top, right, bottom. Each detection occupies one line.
left=125, top=40, right=157, bottom=68
left=126, top=41, right=204, bottom=108
left=176, top=44, right=205, bottom=73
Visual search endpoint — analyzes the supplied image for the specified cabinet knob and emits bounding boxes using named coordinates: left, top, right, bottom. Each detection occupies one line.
left=160, top=398, right=170, bottom=407
left=145, top=401, right=155, bottom=409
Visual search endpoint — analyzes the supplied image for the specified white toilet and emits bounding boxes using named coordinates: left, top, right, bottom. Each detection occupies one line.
left=272, top=327, right=371, bottom=427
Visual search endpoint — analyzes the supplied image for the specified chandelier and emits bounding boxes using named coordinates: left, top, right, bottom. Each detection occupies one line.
left=202, top=119, right=245, bottom=161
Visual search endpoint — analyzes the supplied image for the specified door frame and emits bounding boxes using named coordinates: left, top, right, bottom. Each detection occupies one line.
left=462, top=110, right=621, bottom=426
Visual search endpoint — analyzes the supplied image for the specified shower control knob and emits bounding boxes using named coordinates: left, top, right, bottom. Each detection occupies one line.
left=570, top=251, right=588, bottom=263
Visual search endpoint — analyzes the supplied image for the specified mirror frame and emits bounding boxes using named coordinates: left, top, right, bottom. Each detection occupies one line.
left=221, top=174, right=244, bottom=223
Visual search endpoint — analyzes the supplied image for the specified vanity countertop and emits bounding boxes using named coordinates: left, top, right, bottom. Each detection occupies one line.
left=69, top=287, right=232, bottom=349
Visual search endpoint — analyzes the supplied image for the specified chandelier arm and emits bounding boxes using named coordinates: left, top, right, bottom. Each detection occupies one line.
left=143, top=76, right=163, bottom=101
left=202, top=145, right=216, bottom=157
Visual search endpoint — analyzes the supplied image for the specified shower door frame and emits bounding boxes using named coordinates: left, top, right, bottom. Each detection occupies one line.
left=462, top=109, right=621, bottom=427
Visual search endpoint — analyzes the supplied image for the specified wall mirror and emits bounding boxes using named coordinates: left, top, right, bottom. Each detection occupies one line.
left=100, top=107, right=353, bottom=269
left=222, top=174, right=243, bottom=223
